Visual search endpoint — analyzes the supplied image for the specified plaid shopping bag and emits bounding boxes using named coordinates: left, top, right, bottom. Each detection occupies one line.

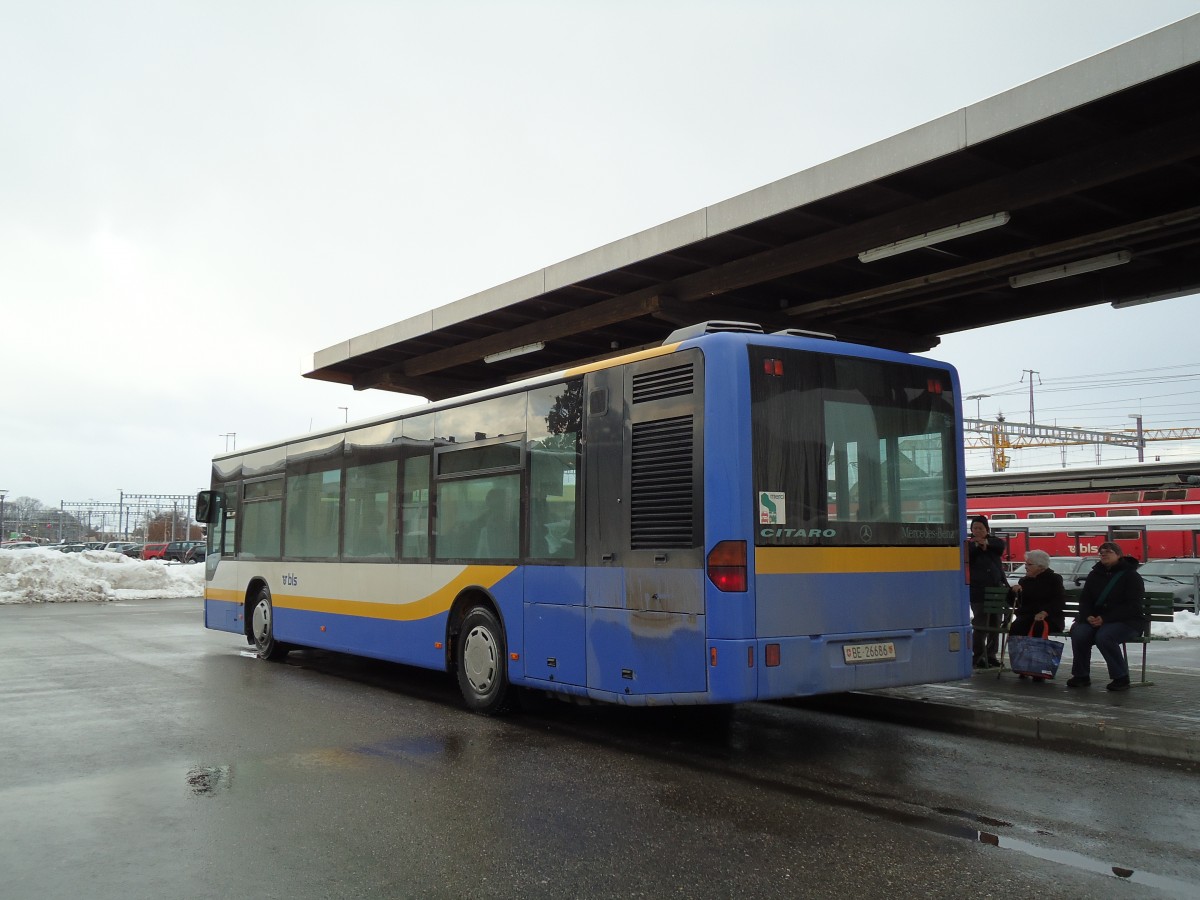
left=1007, top=622, right=1064, bottom=680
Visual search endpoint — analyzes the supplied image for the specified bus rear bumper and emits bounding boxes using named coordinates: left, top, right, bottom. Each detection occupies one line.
left=518, top=630, right=972, bottom=706
left=752, top=627, right=973, bottom=699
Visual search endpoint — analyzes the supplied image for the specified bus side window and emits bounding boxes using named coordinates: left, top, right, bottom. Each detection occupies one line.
left=527, top=381, right=580, bottom=560
left=436, top=475, right=520, bottom=560
left=241, top=478, right=283, bottom=559
left=401, top=456, right=430, bottom=558
left=285, top=470, right=341, bottom=559
left=217, top=487, right=237, bottom=556
left=528, top=488, right=576, bottom=559
left=344, top=460, right=398, bottom=560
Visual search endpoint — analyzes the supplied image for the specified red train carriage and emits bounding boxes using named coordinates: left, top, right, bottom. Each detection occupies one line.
left=967, top=460, right=1200, bottom=562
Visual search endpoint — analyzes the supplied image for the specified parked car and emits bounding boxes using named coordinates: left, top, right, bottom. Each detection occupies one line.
left=183, top=544, right=207, bottom=564
left=82, top=542, right=107, bottom=550
left=103, top=541, right=139, bottom=554
left=1045, top=556, right=1197, bottom=612
left=1, top=541, right=39, bottom=550
left=122, top=544, right=145, bottom=559
left=1007, top=556, right=1096, bottom=582
left=1046, top=556, right=1099, bottom=586
left=141, top=542, right=170, bottom=561
left=1137, top=559, right=1200, bottom=612
left=163, top=540, right=205, bottom=562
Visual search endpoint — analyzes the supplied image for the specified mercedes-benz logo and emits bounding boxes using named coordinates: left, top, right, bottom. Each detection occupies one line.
left=859, top=525, right=873, bottom=543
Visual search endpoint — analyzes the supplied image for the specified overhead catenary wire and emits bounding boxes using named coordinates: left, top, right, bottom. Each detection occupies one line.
left=961, top=361, right=1200, bottom=473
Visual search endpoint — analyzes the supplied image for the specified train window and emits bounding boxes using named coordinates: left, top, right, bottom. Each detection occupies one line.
left=1111, top=530, right=1140, bottom=540
left=1142, top=491, right=1164, bottom=501
left=990, top=513, right=1017, bottom=520
left=1109, top=491, right=1139, bottom=502
left=1066, top=511, right=1096, bottom=517
left=1165, top=489, right=1187, bottom=501
left=1150, top=509, right=1174, bottom=515
left=1027, top=512, right=1055, bottom=519
left=1107, top=508, right=1137, bottom=516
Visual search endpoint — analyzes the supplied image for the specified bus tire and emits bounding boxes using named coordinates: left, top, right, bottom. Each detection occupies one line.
left=456, top=606, right=514, bottom=715
left=251, top=587, right=289, bottom=662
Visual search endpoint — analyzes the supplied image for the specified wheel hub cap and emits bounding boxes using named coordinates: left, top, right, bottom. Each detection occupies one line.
left=463, top=626, right=496, bottom=693
left=253, top=600, right=271, bottom=643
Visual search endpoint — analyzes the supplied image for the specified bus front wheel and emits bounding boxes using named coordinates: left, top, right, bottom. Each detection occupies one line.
left=251, top=587, right=289, bottom=661
left=456, top=606, right=514, bottom=715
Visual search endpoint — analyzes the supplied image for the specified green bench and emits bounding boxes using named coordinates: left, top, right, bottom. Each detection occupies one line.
left=972, top=585, right=1016, bottom=658
left=982, top=586, right=1174, bottom=685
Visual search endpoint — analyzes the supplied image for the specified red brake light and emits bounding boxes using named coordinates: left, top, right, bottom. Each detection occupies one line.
left=707, top=540, right=747, bottom=592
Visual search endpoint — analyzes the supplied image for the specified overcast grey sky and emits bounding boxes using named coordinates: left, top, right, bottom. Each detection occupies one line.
left=3, top=1, right=1198, bottom=506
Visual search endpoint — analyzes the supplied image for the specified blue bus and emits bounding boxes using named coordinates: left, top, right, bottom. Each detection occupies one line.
left=196, top=321, right=970, bottom=713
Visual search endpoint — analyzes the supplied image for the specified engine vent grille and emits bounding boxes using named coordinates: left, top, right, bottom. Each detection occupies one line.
left=632, top=363, right=694, bottom=404
left=630, top=415, right=695, bottom=549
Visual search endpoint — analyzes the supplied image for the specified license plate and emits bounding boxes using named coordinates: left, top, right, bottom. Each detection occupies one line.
left=843, top=641, right=896, bottom=664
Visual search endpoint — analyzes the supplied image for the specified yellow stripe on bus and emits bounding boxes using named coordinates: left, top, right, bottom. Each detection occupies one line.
left=563, top=342, right=681, bottom=378
left=204, top=565, right=516, bottom=621
left=206, top=587, right=245, bottom=603
left=755, top=546, right=961, bottom=574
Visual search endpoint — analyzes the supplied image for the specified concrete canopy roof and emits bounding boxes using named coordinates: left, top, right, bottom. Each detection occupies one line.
left=306, top=15, right=1200, bottom=402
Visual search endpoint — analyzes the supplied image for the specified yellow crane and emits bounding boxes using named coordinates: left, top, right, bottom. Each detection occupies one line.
left=963, top=418, right=1200, bottom=472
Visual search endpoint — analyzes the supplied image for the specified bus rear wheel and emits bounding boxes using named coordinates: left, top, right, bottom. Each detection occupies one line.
left=456, top=606, right=514, bottom=715
left=251, top=587, right=289, bottom=661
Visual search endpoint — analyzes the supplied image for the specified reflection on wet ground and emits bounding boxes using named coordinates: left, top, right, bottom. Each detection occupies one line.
left=928, top=806, right=1195, bottom=896
left=351, top=733, right=465, bottom=764
left=282, top=647, right=1200, bottom=898
left=988, top=833, right=1197, bottom=896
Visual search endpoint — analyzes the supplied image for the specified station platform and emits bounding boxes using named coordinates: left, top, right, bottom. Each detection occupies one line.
left=823, top=640, right=1200, bottom=764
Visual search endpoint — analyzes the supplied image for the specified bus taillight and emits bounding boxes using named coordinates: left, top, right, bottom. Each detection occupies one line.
left=707, top=540, right=747, bottom=592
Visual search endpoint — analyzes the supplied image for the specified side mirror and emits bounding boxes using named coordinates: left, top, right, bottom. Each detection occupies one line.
left=195, top=491, right=214, bottom=524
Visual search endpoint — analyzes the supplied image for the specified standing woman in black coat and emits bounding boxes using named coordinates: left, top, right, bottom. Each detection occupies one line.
left=968, top=515, right=1007, bottom=669
left=1009, top=549, right=1066, bottom=635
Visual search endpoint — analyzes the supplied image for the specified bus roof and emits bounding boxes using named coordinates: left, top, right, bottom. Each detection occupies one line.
left=221, top=326, right=951, bottom=461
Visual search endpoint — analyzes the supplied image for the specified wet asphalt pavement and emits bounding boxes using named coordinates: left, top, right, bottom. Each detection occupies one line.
left=2, top=596, right=1198, bottom=899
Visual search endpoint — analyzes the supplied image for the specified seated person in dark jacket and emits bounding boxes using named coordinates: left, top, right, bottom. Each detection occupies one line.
left=1067, top=541, right=1145, bottom=692
left=1009, top=549, right=1066, bottom=636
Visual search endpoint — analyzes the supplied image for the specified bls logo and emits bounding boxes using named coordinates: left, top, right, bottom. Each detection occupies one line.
left=1067, top=543, right=1100, bottom=554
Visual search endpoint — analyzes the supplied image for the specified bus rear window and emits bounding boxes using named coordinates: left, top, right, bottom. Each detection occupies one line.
left=750, top=348, right=959, bottom=546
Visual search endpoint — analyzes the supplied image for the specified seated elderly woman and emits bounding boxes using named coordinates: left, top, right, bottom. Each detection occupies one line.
left=1009, top=549, right=1067, bottom=636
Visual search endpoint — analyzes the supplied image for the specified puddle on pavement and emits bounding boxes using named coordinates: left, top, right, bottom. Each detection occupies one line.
left=351, top=734, right=464, bottom=764
left=928, top=805, right=1195, bottom=895
left=185, top=765, right=232, bottom=797
left=980, top=832, right=1197, bottom=896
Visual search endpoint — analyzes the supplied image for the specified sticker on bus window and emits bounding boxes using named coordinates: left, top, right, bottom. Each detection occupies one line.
left=759, top=491, right=785, bottom=524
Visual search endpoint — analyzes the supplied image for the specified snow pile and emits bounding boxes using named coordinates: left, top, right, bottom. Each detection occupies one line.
left=1151, top=610, right=1200, bottom=639
left=0, top=548, right=205, bottom=604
